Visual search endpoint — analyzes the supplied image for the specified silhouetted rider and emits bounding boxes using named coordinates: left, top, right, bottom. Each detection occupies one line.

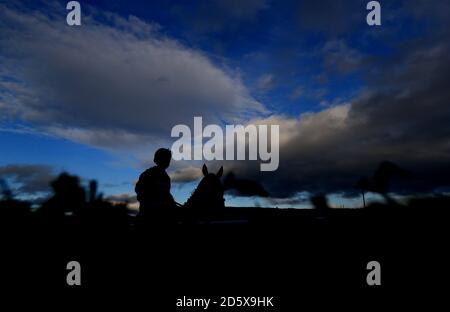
left=135, top=148, right=176, bottom=218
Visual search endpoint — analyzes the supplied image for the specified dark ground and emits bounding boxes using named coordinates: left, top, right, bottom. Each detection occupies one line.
left=1, top=201, right=449, bottom=309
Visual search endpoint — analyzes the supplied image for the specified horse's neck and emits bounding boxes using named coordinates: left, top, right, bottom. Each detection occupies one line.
left=184, top=178, right=224, bottom=208
left=187, top=189, right=201, bottom=203
left=185, top=184, right=208, bottom=208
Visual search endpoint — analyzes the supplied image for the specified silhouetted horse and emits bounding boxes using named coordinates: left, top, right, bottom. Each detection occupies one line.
left=184, top=164, right=225, bottom=211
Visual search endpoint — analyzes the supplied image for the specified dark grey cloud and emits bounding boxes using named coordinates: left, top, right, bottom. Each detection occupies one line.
left=222, top=14, right=450, bottom=198
left=170, top=166, right=203, bottom=183
left=0, top=2, right=265, bottom=150
left=0, top=164, right=55, bottom=196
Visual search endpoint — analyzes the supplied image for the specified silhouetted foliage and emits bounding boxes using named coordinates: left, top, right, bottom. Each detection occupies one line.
left=0, top=178, right=13, bottom=201
left=38, top=173, right=86, bottom=218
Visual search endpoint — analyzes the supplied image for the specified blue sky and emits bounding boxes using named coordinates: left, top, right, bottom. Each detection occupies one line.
left=1, top=0, right=450, bottom=208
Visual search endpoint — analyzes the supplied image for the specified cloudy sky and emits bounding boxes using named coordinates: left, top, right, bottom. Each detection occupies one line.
left=1, top=0, right=449, bottom=208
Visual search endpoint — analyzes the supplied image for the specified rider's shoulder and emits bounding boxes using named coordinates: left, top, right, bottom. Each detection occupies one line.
left=142, top=166, right=165, bottom=176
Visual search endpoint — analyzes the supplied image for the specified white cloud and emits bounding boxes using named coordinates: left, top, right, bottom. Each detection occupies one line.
left=289, top=86, right=304, bottom=100
left=322, top=39, right=363, bottom=74
left=0, top=2, right=266, bottom=150
left=170, top=166, right=203, bottom=183
left=256, top=73, right=275, bottom=92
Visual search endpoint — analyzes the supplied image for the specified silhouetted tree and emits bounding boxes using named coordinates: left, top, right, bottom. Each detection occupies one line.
left=356, top=161, right=410, bottom=207
left=356, top=178, right=370, bottom=208
left=0, top=178, right=13, bottom=201
left=39, top=173, right=86, bottom=218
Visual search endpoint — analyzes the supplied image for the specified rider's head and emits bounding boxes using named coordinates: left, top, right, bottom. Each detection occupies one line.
left=154, top=148, right=172, bottom=169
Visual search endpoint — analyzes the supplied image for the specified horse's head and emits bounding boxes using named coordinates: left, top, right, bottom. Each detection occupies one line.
left=185, top=164, right=224, bottom=208
left=200, top=163, right=224, bottom=198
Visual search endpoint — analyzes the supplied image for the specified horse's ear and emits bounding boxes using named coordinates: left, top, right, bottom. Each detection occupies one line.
left=217, top=166, right=223, bottom=178
left=202, top=164, right=208, bottom=176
